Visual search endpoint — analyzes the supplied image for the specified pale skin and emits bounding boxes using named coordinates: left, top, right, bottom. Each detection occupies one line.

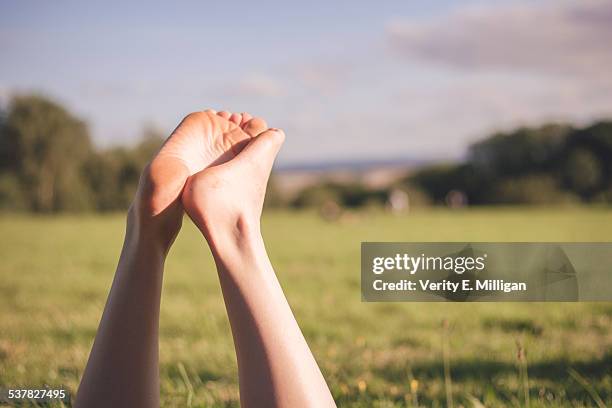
left=75, top=110, right=336, bottom=408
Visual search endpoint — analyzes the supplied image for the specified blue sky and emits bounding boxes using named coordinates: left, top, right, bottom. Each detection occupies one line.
left=1, top=0, right=611, bottom=164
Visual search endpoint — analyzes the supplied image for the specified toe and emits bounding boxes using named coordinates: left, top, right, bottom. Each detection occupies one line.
left=240, top=112, right=253, bottom=126
left=218, top=111, right=231, bottom=119
left=229, top=112, right=242, bottom=125
left=242, top=117, right=268, bottom=138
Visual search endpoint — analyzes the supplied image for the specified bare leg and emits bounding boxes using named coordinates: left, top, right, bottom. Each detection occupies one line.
left=76, top=110, right=254, bottom=407
left=213, top=227, right=336, bottom=408
left=74, top=207, right=173, bottom=408
left=183, top=116, right=336, bottom=407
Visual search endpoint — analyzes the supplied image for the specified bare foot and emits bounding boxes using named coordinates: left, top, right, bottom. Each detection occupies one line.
left=181, top=113, right=284, bottom=249
left=131, top=110, right=266, bottom=249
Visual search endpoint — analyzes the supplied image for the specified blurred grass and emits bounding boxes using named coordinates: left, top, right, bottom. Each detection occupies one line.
left=0, top=207, right=611, bottom=407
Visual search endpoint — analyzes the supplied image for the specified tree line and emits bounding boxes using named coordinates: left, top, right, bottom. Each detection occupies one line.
left=411, top=121, right=612, bottom=205
left=0, top=94, right=163, bottom=212
left=1, top=94, right=611, bottom=213
left=287, top=122, right=612, bottom=210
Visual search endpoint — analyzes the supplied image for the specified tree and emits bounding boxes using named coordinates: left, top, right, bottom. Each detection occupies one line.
left=84, top=127, right=165, bottom=211
left=410, top=163, right=486, bottom=204
left=492, top=174, right=578, bottom=205
left=565, top=121, right=612, bottom=189
left=0, top=94, right=93, bottom=211
left=563, top=148, right=603, bottom=197
left=469, top=124, right=571, bottom=178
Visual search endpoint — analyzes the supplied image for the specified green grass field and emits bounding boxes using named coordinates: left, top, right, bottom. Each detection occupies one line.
left=1, top=208, right=611, bottom=407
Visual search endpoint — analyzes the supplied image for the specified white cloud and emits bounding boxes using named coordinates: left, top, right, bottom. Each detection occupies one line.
left=294, top=62, right=352, bottom=95
left=387, top=0, right=612, bottom=77
left=225, top=75, right=286, bottom=98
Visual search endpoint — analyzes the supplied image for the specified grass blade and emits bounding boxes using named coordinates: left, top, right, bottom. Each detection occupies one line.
left=178, top=362, right=195, bottom=407
left=568, top=368, right=606, bottom=408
